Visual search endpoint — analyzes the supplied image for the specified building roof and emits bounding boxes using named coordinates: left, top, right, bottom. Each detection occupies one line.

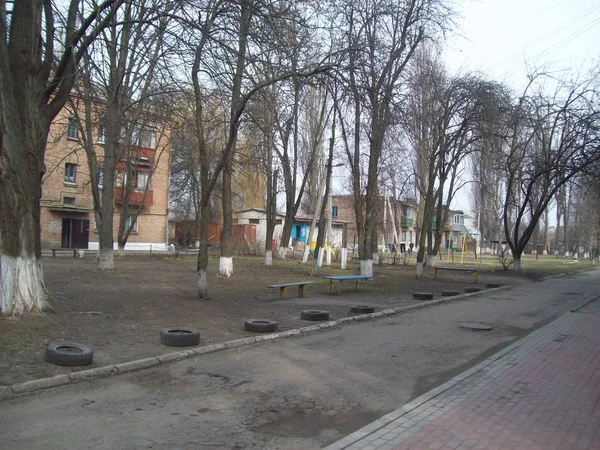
left=235, top=208, right=286, bottom=217
left=294, top=215, right=348, bottom=224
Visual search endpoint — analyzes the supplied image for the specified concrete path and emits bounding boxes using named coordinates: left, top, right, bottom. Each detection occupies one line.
left=325, top=296, right=600, bottom=450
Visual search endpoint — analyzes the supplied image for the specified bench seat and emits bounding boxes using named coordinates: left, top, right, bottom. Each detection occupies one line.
left=323, top=275, right=373, bottom=295
left=433, top=267, right=479, bottom=283
left=50, top=249, right=78, bottom=258
left=267, top=281, right=314, bottom=299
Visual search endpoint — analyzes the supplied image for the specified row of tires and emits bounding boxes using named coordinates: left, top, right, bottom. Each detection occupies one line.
left=244, top=305, right=376, bottom=333
left=44, top=305, right=377, bottom=367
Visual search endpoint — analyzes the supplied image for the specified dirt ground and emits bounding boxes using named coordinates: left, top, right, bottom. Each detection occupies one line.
left=0, top=253, right=531, bottom=386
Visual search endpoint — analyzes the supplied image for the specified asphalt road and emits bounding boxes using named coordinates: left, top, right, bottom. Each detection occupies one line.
left=1, top=270, right=598, bottom=449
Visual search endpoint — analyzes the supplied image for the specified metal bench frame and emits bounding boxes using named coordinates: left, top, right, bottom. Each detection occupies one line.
left=323, top=275, right=373, bottom=295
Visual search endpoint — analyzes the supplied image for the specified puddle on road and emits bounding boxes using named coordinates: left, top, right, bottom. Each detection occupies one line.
left=253, top=408, right=380, bottom=438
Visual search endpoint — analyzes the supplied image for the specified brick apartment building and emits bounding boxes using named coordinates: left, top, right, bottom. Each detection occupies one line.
left=40, top=102, right=170, bottom=251
left=331, top=195, right=418, bottom=251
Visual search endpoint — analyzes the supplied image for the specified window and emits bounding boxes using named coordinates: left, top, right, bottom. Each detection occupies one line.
left=116, top=171, right=125, bottom=187
left=97, top=168, right=104, bottom=188
left=67, top=118, right=79, bottom=140
left=133, top=128, right=156, bottom=149
left=249, top=219, right=260, bottom=224
left=332, top=206, right=338, bottom=218
left=275, top=219, right=282, bottom=225
left=125, top=214, right=138, bottom=233
left=454, top=215, right=464, bottom=225
left=333, top=223, right=343, bottom=229
left=401, top=230, right=407, bottom=241
left=97, top=125, right=105, bottom=144
left=63, top=197, right=76, bottom=207
left=134, top=171, right=149, bottom=190
left=64, top=163, right=77, bottom=183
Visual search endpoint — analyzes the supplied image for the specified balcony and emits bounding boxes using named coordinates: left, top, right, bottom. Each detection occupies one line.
left=400, top=217, right=414, bottom=227
left=114, top=187, right=153, bottom=206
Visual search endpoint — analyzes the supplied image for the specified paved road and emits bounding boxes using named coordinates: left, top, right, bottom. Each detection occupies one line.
left=326, top=296, right=600, bottom=450
left=1, top=270, right=598, bottom=449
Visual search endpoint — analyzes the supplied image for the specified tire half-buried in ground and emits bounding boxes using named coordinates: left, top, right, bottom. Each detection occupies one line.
left=301, top=310, right=330, bottom=321
left=351, top=305, right=376, bottom=314
left=464, top=287, right=482, bottom=293
left=441, top=290, right=460, bottom=297
left=45, top=341, right=94, bottom=367
left=413, top=292, right=434, bottom=300
left=244, top=319, right=278, bottom=333
left=160, top=327, right=201, bottom=347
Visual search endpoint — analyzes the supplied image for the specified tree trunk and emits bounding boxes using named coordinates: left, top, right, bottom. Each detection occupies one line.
left=514, top=253, right=522, bottom=271
left=197, top=203, right=210, bottom=298
left=0, top=116, right=51, bottom=314
left=264, top=168, right=277, bottom=266
left=219, top=161, right=234, bottom=277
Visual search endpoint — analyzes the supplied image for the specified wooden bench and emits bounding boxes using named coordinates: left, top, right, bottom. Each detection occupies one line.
left=323, top=275, right=373, bottom=295
left=51, top=249, right=78, bottom=258
left=267, top=281, right=314, bottom=300
left=433, top=267, right=479, bottom=283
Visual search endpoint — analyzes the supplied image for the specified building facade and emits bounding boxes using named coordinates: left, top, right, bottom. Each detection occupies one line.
left=331, top=195, right=418, bottom=251
left=40, top=103, right=170, bottom=251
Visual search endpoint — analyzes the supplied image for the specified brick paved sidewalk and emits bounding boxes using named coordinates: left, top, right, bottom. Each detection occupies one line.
left=325, top=304, right=600, bottom=450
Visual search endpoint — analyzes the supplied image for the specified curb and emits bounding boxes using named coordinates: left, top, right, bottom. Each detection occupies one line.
left=0, top=284, right=514, bottom=400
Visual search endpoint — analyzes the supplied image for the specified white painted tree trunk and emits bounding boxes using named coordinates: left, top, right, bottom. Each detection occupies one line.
left=276, top=246, right=287, bottom=260
left=416, top=261, right=424, bottom=278
left=264, top=250, right=273, bottom=266
left=514, top=257, right=522, bottom=271
left=219, top=256, right=234, bottom=277
left=117, top=245, right=125, bottom=257
left=302, top=245, right=312, bottom=264
left=98, top=248, right=115, bottom=271
left=317, top=247, right=324, bottom=267
left=426, top=254, right=437, bottom=267
left=326, top=246, right=332, bottom=265
left=341, top=248, right=347, bottom=270
left=1, top=254, right=50, bottom=315
left=360, top=259, right=373, bottom=276
left=197, top=270, right=208, bottom=298
left=372, top=252, right=379, bottom=265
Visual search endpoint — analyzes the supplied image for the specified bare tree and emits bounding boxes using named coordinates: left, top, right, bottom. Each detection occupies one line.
left=184, top=0, right=331, bottom=296
left=0, top=0, right=125, bottom=315
left=69, top=1, right=175, bottom=268
left=502, top=74, right=600, bottom=271
left=334, top=0, right=450, bottom=276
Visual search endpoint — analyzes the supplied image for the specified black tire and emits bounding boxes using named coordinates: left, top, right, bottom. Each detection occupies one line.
left=351, top=305, right=376, bottom=314
left=160, top=327, right=200, bottom=347
left=464, top=287, right=482, bottom=293
left=301, top=310, right=330, bottom=321
left=45, top=341, right=94, bottom=367
left=412, top=292, right=434, bottom=300
left=441, top=290, right=460, bottom=297
left=244, top=319, right=278, bottom=333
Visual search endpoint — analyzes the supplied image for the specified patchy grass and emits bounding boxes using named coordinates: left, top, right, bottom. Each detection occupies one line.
left=0, top=330, right=35, bottom=354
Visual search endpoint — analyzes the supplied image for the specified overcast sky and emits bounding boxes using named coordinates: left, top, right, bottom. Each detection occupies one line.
left=443, top=0, right=600, bottom=210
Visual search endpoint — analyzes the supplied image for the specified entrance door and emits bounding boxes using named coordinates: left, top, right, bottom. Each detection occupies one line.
left=61, top=218, right=90, bottom=249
